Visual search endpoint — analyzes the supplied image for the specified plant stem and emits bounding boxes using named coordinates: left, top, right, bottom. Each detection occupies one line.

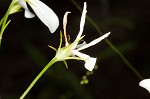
left=70, top=0, right=143, bottom=80
left=0, top=0, right=17, bottom=46
left=19, top=57, right=57, bottom=99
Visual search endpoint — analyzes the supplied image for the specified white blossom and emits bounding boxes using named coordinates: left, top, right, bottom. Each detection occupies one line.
left=18, top=0, right=59, bottom=33
left=139, top=79, right=150, bottom=93
left=54, top=2, right=110, bottom=71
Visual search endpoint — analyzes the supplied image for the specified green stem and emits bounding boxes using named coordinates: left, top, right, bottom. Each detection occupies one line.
left=0, top=0, right=17, bottom=46
left=19, top=57, right=57, bottom=99
left=70, top=0, right=143, bottom=80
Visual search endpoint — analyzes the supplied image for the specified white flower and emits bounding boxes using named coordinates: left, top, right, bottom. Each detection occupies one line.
left=139, top=79, right=150, bottom=93
left=54, top=2, right=110, bottom=71
left=18, top=0, right=59, bottom=33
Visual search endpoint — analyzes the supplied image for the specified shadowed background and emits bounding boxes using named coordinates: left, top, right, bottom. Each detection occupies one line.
left=0, top=0, right=150, bottom=99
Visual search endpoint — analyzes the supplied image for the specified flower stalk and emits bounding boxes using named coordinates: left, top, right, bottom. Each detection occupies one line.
left=0, top=0, right=19, bottom=46
left=19, top=57, right=57, bottom=99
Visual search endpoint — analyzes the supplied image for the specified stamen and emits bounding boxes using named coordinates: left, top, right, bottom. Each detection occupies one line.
left=63, top=12, right=71, bottom=46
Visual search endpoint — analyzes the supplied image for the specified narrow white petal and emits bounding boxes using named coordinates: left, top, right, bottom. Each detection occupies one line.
left=72, top=2, right=87, bottom=49
left=28, top=0, right=59, bottom=33
left=72, top=50, right=89, bottom=59
left=139, top=79, right=150, bottom=93
left=72, top=50, right=96, bottom=71
left=18, top=0, right=35, bottom=18
left=85, top=57, right=97, bottom=71
left=76, top=2, right=87, bottom=40
left=77, top=32, right=110, bottom=51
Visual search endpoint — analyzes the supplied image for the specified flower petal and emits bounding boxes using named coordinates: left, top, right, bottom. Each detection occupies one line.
left=18, top=0, right=35, bottom=18
left=72, top=50, right=89, bottom=59
left=77, top=32, right=110, bottom=51
left=72, top=2, right=87, bottom=49
left=76, top=2, right=87, bottom=40
left=28, top=0, right=59, bottom=33
left=72, top=50, right=96, bottom=71
left=85, top=57, right=97, bottom=71
left=139, top=79, right=150, bottom=93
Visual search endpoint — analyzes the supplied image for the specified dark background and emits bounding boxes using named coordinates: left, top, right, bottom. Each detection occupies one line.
left=0, top=0, right=150, bottom=99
